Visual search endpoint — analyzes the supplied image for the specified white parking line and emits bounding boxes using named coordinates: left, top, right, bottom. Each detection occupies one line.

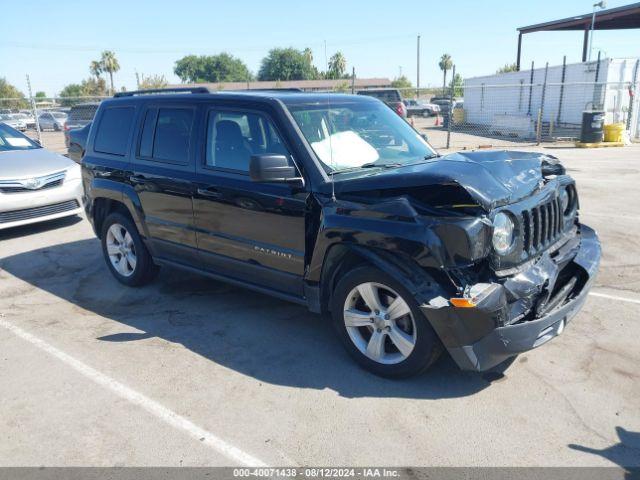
left=589, top=291, right=640, bottom=305
left=0, top=318, right=268, bottom=467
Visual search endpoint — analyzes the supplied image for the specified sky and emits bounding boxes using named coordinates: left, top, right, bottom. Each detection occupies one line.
left=1, top=0, right=639, bottom=97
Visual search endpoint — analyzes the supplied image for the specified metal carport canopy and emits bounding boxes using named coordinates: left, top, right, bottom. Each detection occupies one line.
left=516, top=2, right=640, bottom=69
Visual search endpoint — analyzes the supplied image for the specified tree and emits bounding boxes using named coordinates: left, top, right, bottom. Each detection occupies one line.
left=174, top=53, right=252, bottom=83
left=139, top=74, right=168, bottom=90
left=391, top=75, right=413, bottom=90
left=496, top=63, right=518, bottom=74
left=258, top=48, right=318, bottom=81
left=327, top=51, right=347, bottom=80
left=90, top=60, right=103, bottom=81
left=58, top=77, right=107, bottom=106
left=101, top=50, right=120, bottom=95
left=35, top=91, right=47, bottom=100
left=438, top=53, right=453, bottom=95
left=449, top=73, right=463, bottom=97
left=0, top=78, right=27, bottom=109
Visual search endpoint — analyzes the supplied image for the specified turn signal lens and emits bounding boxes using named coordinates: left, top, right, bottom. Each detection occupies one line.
left=450, top=298, right=477, bottom=308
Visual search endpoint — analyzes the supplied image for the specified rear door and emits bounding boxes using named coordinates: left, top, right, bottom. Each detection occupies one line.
left=129, top=103, right=199, bottom=265
left=192, top=105, right=308, bottom=296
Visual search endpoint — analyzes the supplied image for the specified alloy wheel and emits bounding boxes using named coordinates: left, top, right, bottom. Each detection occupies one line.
left=343, top=282, right=417, bottom=365
left=106, top=223, right=137, bottom=277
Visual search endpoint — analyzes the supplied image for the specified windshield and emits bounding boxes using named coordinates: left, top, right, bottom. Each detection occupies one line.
left=0, top=123, right=40, bottom=152
left=288, top=99, right=437, bottom=173
left=52, top=112, right=67, bottom=119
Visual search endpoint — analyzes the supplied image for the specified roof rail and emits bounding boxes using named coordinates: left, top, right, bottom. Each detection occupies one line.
left=245, top=88, right=304, bottom=92
left=114, top=87, right=210, bottom=97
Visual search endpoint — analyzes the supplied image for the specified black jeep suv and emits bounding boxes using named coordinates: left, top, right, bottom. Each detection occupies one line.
left=82, top=87, right=600, bottom=378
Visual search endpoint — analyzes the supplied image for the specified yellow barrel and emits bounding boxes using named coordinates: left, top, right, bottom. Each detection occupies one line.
left=604, top=123, right=625, bottom=143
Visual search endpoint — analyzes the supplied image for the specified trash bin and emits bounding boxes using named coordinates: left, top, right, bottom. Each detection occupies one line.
left=604, top=123, right=625, bottom=143
left=580, top=111, right=605, bottom=143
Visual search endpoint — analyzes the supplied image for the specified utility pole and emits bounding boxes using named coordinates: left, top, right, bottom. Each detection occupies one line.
left=351, top=66, right=356, bottom=94
left=25, top=74, right=41, bottom=144
left=416, top=35, right=421, bottom=98
left=135, top=71, right=140, bottom=90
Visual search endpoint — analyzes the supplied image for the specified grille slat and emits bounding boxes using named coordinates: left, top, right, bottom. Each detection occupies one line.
left=0, top=179, right=63, bottom=194
left=521, top=195, right=567, bottom=254
left=0, top=200, right=79, bottom=224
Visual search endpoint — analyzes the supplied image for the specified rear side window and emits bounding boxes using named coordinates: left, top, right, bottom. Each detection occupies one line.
left=94, top=107, right=135, bottom=156
left=138, top=107, right=194, bottom=164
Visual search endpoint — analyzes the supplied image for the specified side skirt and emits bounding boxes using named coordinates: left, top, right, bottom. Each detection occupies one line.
left=153, top=257, right=309, bottom=308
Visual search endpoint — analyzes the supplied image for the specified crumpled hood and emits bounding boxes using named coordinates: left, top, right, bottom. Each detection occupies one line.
left=0, top=148, right=76, bottom=180
left=333, top=150, right=561, bottom=211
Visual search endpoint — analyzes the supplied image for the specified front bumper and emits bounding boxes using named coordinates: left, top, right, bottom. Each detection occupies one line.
left=422, top=224, right=601, bottom=371
left=0, top=178, right=84, bottom=230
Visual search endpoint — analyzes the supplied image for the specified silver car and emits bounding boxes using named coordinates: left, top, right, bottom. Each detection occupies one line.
left=37, top=111, right=68, bottom=131
left=0, top=114, right=27, bottom=131
left=0, top=123, right=83, bottom=230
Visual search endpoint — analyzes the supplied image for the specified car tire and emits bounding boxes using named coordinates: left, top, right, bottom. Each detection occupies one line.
left=331, top=265, right=443, bottom=378
left=54, top=123, right=60, bottom=131
left=100, top=212, right=159, bottom=287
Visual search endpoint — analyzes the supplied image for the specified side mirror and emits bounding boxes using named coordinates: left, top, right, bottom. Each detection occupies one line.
left=250, top=154, right=304, bottom=187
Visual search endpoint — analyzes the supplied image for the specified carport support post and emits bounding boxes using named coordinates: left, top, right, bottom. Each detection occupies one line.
left=25, top=74, right=41, bottom=144
left=516, top=33, right=522, bottom=71
left=446, top=65, right=455, bottom=149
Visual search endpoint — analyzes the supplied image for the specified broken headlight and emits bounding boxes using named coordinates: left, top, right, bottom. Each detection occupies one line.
left=492, top=212, right=515, bottom=255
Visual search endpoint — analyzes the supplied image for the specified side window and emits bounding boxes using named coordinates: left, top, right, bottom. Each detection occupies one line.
left=205, top=110, right=291, bottom=173
left=138, top=107, right=194, bottom=164
left=94, top=107, right=135, bottom=156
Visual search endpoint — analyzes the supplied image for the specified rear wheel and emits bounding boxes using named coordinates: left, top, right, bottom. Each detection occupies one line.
left=331, top=266, right=442, bottom=378
left=101, top=212, right=158, bottom=286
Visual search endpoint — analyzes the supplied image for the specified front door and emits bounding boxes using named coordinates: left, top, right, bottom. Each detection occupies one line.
left=130, top=104, right=198, bottom=265
left=193, top=107, right=308, bottom=296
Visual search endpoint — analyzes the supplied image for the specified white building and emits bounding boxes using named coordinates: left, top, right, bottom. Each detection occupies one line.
left=462, top=58, right=640, bottom=140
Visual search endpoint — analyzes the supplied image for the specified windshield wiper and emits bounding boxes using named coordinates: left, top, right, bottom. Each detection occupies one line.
left=331, top=162, right=402, bottom=174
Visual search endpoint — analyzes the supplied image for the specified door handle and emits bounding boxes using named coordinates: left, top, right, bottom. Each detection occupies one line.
left=129, top=175, right=147, bottom=184
left=197, top=187, right=222, bottom=198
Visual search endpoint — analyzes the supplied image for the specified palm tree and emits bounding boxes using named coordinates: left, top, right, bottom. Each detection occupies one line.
left=303, top=48, right=314, bottom=65
left=101, top=50, right=120, bottom=95
left=328, top=51, right=346, bottom=80
left=439, top=53, right=453, bottom=95
left=89, top=60, right=103, bottom=81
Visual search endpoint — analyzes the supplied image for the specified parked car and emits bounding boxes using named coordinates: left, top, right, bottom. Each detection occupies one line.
left=83, top=88, right=600, bottom=378
left=0, top=114, right=27, bottom=131
left=357, top=88, right=407, bottom=118
left=404, top=99, right=441, bottom=117
left=0, top=122, right=84, bottom=230
left=37, top=111, right=68, bottom=131
left=64, top=103, right=100, bottom=148
left=452, top=100, right=465, bottom=125
left=11, top=113, right=36, bottom=129
left=67, top=122, right=91, bottom=163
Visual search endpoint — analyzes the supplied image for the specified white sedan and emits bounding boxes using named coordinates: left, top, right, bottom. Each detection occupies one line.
left=0, top=123, right=84, bottom=230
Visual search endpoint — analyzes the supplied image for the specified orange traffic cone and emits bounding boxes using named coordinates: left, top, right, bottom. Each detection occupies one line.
left=410, top=116, right=415, bottom=127
left=435, top=115, right=441, bottom=126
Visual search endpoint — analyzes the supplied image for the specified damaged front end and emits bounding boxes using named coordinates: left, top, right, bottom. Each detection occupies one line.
left=320, top=150, right=601, bottom=371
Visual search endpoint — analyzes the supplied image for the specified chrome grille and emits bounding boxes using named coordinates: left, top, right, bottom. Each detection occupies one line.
left=0, top=171, right=66, bottom=194
left=522, top=196, right=564, bottom=254
left=0, top=200, right=79, bottom=224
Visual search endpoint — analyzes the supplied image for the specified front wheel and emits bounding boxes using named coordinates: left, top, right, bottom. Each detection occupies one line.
left=331, top=266, right=442, bottom=378
left=101, top=212, right=159, bottom=286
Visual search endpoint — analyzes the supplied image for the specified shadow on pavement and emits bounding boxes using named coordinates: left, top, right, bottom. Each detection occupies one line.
left=0, top=238, right=508, bottom=399
left=569, top=427, right=640, bottom=473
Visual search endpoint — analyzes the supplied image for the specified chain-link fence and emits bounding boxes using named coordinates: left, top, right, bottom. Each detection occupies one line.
left=396, top=80, right=640, bottom=150
left=2, top=73, right=639, bottom=155
left=0, top=95, right=108, bottom=153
